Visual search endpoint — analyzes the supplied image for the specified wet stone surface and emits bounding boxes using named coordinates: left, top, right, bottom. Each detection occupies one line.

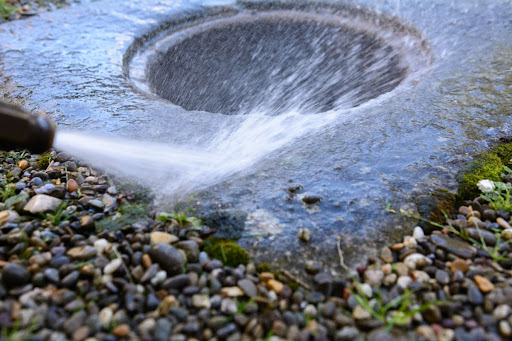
left=0, top=0, right=511, bottom=273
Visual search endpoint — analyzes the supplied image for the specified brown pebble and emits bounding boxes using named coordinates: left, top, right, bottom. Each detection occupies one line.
left=112, top=324, right=130, bottom=338
left=380, top=247, right=393, bottom=263
left=67, top=179, right=79, bottom=192
left=497, top=217, right=512, bottom=230
left=142, top=254, right=152, bottom=269
left=459, top=206, right=471, bottom=216
left=267, top=279, right=284, bottom=294
left=391, top=243, right=404, bottom=251
left=448, top=259, right=469, bottom=273
left=259, top=272, right=275, bottom=282
left=474, top=275, right=494, bottom=293
left=72, top=326, right=90, bottom=341
left=467, top=211, right=481, bottom=219
left=17, top=160, right=28, bottom=170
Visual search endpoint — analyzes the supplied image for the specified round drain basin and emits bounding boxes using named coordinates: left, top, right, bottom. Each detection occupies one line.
left=129, top=6, right=431, bottom=115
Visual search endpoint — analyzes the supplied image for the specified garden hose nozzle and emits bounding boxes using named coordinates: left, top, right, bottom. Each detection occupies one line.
left=0, top=102, right=56, bottom=154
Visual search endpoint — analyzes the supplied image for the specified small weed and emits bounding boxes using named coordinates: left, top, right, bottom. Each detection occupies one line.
left=235, top=298, right=256, bottom=314
left=0, top=0, right=15, bottom=20
left=1, top=316, right=40, bottom=341
left=0, top=183, right=16, bottom=202
left=1, top=150, right=26, bottom=163
left=41, top=201, right=70, bottom=225
left=478, top=180, right=512, bottom=212
left=351, top=280, right=442, bottom=331
left=158, top=194, right=202, bottom=229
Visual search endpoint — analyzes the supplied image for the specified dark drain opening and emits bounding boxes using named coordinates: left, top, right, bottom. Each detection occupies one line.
left=137, top=10, right=426, bottom=115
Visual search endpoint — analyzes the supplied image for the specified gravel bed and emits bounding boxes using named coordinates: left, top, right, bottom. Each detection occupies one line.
left=0, top=148, right=511, bottom=341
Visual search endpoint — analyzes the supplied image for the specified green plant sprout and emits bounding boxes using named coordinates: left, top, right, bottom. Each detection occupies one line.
left=42, top=201, right=71, bottom=225
left=158, top=194, right=202, bottom=229
left=0, top=183, right=16, bottom=202
left=351, top=281, right=442, bottom=331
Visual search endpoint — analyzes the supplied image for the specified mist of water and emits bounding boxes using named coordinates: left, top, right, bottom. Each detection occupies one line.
left=54, top=109, right=344, bottom=196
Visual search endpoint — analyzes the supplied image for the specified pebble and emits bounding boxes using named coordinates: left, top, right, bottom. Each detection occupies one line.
left=67, top=245, right=97, bottom=260
left=413, top=226, right=426, bottom=240
left=267, top=279, right=284, bottom=294
left=430, top=233, right=477, bottom=259
left=221, top=286, right=245, bottom=298
left=150, top=231, right=179, bottom=245
left=499, top=320, right=512, bottom=337
left=148, top=243, right=185, bottom=275
left=493, top=304, right=511, bottom=320
left=112, top=324, right=130, bottom=338
left=404, top=253, right=432, bottom=269
left=298, top=228, right=311, bottom=242
left=497, top=217, right=512, bottom=229
left=23, top=194, right=62, bottom=213
left=104, top=258, right=122, bottom=274
left=474, top=275, right=494, bottom=293
left=468, top=286, right=484, bottom=305
left=352, top=305, right=371, bottom=320
left=2, top=263, right=31, bottom=288
left=192, top=295, right=211, bottom=309
left=238, top=279, right=257, bottom=298
left=67, top=179, right=79, bottom=192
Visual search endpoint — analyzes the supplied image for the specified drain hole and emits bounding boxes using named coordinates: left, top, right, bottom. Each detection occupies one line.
left=137, top=10, right=427, bottom=115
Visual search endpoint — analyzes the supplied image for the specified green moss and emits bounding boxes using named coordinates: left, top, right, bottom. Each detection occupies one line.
left=38, top=152, right=53, bottom=169
left=96, top=203, right=149, bottom=232
left=203, top=238, right=249, bottom=268
left=458, top=152, right=503, bottom=200
left=492, top=142, right=512, bottom=166
left=256, top=262, right=271, bottom=273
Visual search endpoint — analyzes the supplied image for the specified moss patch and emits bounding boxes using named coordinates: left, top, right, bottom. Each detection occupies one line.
left=38, top=152, right=53, bottom=169
left=457, top=143, right=512, bottom=200
left=96, top=203, right=149, bottom=232
left=203, top=238, right=249, bottom=268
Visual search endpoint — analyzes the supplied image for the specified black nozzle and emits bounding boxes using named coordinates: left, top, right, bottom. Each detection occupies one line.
left=0, top=102, right=56, bottom=154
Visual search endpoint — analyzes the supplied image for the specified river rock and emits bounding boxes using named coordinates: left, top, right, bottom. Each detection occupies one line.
left=67, top=246, right=97, bottom=260
left=238, top=279, right=257, bottom=298
left=2, top=263, right=31, bottom=289
left=430, top=233, right=476, bottom=259
left=474, top=275, right=494, bottom=293
left=148, top=243, right=185, bottom=275
left=23, top=194, right=62, bottom=214
left=0, top=210, right=19, bottom=225
left=404, top=253, right=432, bottom=270
left=175, top=240, right=199, bottom=263
left=150, top=231, right=178, bottom=245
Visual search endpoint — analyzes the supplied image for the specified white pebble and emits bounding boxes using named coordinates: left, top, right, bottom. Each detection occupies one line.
left=358, top=283, right=373, bottom=298
left=412, top=270, right=430, bottom=283
left=304, top=304, right=317, bottom=316
left=103, top=258, right=122, bottom=274
left=404, top=253, right=432, bottom=270
left=94, top=239, right=109, bottom=255
left=397, top=276, right=412, bottom=289
left=494, top=304, right=511, bottom=320
left=413, top=226, right=426, bottom=240
left=99, top=307, right=113, bottom=329
left=150, top=271, right=167, bottom=286
left=403, top=236, right=417, bottom=248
